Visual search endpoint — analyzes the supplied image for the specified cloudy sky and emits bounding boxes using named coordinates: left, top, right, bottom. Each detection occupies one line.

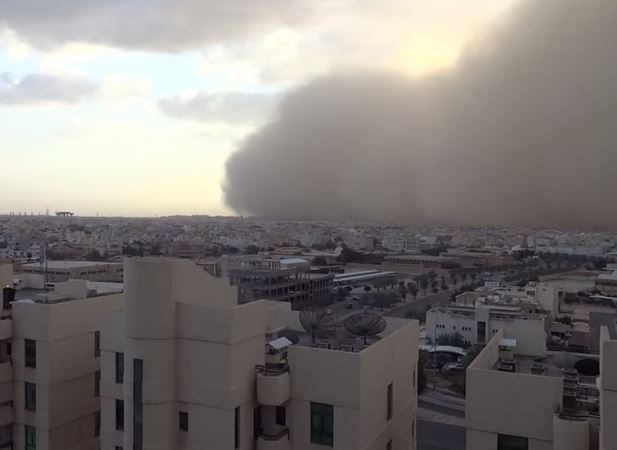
left=0, top=0, right=518, bottom=217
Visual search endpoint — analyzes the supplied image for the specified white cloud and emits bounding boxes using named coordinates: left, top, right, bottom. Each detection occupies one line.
left=0, top=28, right=30, bottom=59
left=158, top=91, right=276, bottom=125
left=100, top=76, right=152, bottom=101
left=0, top=72, right=98, bottom=105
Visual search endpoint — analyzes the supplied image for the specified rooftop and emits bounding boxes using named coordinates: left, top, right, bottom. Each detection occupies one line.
left=21, top=260, right=122, bottom=269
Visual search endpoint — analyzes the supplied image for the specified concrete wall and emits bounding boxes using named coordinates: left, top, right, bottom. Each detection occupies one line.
left=466, top=331, right=560, bottom=450
left=12, top=293, right=122, bottom=450
left=600, top=327, right=617, bottom=450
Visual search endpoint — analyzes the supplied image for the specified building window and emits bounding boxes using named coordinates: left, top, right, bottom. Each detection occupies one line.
left=95, top=411, right=101, bottom=437
left=387, top=383, right=393, bottom=420
left=234, top=406, right=240, bottom=449
left=25, top=339, right=36, bottom=368
left=310, top=402, right=333, bottom=447
left=115, top=399, right=124, bottom=431
left=95, top=371, right=100, bottom=398
left=25, top=382, right=36, bottom=412
left=25, top=425, right=36, bottom=450
left=386, top=439, right=392, bottom=450
left=94, top=331, right=100, bottom=357
left=115, top=447, right=122, bottom=450
left=498, top=434, right=528, bottom=450
left=115, top=352, right=124, bottom=384
left=179, top=411, right=188, bottom=432
left=275, top=406, right=286, bottom=426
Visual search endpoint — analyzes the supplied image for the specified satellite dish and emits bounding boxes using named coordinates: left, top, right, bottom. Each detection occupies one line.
left=343, top=312, right=387, bottom=345
left=300, top=308, right=335, bottom=343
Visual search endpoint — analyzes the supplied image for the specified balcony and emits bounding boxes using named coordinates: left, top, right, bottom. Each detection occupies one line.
left=0, top=361, right=10, bottom=385
left=0, top=319, right=12, bottom=341
left=257, top=429, right=290, bottom=450
left=0, top=402, right=12, bottom=427
left=256, top=365, right=290, bottom=406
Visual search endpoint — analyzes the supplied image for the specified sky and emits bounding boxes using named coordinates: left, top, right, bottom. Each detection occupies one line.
left=0, top=0, right=519, bottom=217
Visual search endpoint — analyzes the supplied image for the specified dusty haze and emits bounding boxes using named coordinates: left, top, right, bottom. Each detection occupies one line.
left=224, top=0, right=617, bottom=229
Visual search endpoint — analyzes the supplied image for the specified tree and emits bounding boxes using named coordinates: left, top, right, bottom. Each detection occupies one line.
left=364, top=285, right=372, bottom=293
left=244, top=245, right=260, bottom=255
left=431, top=286, right=439, bottom=294
left=436, top=332, right=466, bottom=348
left=407, top=283, right=418, bottom=299
left=441, top=283, right=449, bottom=291
left=419, top=278, right=429, bottom=295
left=398, top=284, right=408, bottom=300
left=312, top=256, right=328, bottom=266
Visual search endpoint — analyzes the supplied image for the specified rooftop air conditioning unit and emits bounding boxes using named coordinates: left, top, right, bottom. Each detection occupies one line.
left=530, top=362, right=547, bottom=375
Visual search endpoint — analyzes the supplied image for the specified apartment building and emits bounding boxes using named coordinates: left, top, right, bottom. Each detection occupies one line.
left=0, top=262, right=122, bottom=449
left=100, top=258, right=418, bottom=450
left=466, top=327, right=617, bottom=450
left=426, top=302, right=548, bottom=356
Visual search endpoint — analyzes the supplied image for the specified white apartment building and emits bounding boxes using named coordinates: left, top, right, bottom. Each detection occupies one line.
left=100, top=258, right=418, bottom=450
left=466, top=328, right=617, bottom=450
left=426, top=302, right=547, bottom=357
left=0, top=262, right=123, bottom=450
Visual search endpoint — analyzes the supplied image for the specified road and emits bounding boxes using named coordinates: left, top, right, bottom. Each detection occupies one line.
left=418, top=421, right=466, bottom=450
left=385, top=290, right=454, bottom=319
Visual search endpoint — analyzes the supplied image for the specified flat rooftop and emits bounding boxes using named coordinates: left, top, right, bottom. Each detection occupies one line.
left=491, top=352, right=600, bottom=379
left=22, top=261, right=122, bottom=269
left=293, top=316, right=409, bottom=353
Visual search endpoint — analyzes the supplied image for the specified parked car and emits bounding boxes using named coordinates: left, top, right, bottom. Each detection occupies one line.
left=345, top=303, right=353, bottom=309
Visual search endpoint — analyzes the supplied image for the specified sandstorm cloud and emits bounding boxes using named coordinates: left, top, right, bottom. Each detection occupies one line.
left=224, top=0, right=617, bottom=229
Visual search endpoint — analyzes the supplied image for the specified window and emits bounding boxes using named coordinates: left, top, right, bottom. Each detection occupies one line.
left=94, top=331, right=100, bottom=357
left=133, top=359, right=143, bottom=450
left=498, top=434, right=528, bottom=450
left=387, top=383, right=393, bottom=420
left=386, top=439, right=392, bottom=450
left=25, top=339, right=36, bottom=368
left=25, top=382, right=36, bottom=412
left=179, top=411, right=188, bottom=432
left=95, top=411, right=101, bottom=437
left=310, top=402, right=333, bottom=447
left=115, top=399, right=124, bottom=431
left=115, top=352, right=124, bottom=384
left=477, top=321, right=486, bottom=343
left=275, top=406, right=286, bottom=426
left=25, top=425, right=36, bottom=450
left=115, top=447, right=123, bottom=450
left=234, top=406, right=240, bottom=449
left=95, top=371, right=100, bottom=398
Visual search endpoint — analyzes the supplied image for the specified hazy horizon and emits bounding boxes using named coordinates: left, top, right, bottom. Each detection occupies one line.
left=4, top=0, right=617, bottom=229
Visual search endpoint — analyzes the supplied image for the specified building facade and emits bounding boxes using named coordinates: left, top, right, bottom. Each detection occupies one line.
left=21, top=261, right=124, bottom=283
left=100, top=258, right=418, bottom=450
left=466, top=328, right=616, bottom=450
left=0, top=262, right=122, bottom=450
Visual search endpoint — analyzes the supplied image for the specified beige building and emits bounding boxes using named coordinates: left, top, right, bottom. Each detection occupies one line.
left=21, top=261, right=124, bottom=283
left=0, top=262, right=122, bottom=450
left=100, top=258, right=418, bottom=450
left=466, top=327, right=617, bottom=450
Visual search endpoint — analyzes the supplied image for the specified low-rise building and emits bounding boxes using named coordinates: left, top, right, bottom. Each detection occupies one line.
left=101, top=258, right=418, bottom=450
left=466, top=327, right=617, bottom=450
left=426, top=301, right=548, bottom=356
left=21, top=261, right=124, bottom=283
